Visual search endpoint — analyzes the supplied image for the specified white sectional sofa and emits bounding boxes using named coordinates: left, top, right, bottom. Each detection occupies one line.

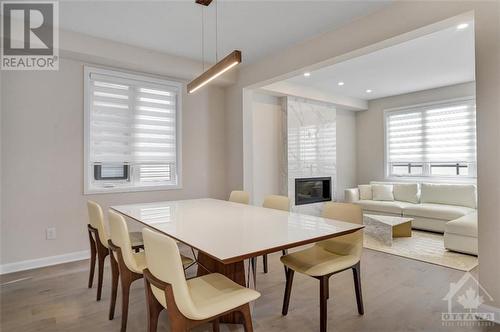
left=345, top=181, right=478, bottom=255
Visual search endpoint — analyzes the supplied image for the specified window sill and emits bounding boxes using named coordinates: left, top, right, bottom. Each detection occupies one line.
left=84, top=184, right=182, bottom=195
left=384, top=176, right=477, bottom=184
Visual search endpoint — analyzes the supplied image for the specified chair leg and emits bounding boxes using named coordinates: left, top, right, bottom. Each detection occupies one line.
left=109, top=252, right=119, bottom=320
left=239, top=303, right=254, bottom=332
left=262, top=254, right=268, bottom=273
left=88, top=232, right=97, bottom=289
left=319, top=276, right=329, bottom=332
left=251, top=257, right=257, bottom=288
left=281, top=249, right=289, bottom=275
left=211, top=319, right=220, bottom=332
left=282, top=268, right=294, bottom=315
left=96, top=248, right=107, bottom=301
left=119, top=270, right=133, bottom=332
left=352, top=262, right=364, bottom=315
left=145, top=280, right=164, bottom=332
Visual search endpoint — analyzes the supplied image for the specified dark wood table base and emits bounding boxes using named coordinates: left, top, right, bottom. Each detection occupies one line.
left=196, top=252, right=247, bottom=324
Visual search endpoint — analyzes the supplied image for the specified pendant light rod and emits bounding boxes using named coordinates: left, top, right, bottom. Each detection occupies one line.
left=188, top=50, right=241, bottom=94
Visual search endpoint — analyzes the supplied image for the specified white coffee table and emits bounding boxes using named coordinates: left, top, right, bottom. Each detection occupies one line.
left=363, top=214, right=413, bottom=246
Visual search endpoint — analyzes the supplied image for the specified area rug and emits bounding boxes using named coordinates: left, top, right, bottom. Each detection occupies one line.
left=364, top=230, right=478, bottom=271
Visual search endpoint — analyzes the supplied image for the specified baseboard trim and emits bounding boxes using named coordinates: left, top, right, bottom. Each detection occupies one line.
left=479, top=303, right=500, bottom=324
left=0, top=250, right=90, bottom=275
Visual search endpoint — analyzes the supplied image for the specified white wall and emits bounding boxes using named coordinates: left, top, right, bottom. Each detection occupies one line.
left=336, top=109, right=357, bottom=200
left=251, top=93, right=285, bottom=206
left=356, top=81, right=475, bottom=184
left=1, top=57, right=227, bottom=268
left=224, top=2, right=500, bottom=313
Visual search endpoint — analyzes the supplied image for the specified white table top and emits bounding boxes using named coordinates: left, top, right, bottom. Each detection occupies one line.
left=111, top=198, right=364, bottom=264
left=364, top=214, right=413, bottom=226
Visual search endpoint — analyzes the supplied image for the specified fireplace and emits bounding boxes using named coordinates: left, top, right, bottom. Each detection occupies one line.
left=294, top=177, right=332, bottom=205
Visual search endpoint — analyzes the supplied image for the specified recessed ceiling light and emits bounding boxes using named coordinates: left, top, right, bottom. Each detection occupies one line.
left=366, top=89, right=372, bottom=93
left=456, top=23, right=469, bottom=30
left=303, top=72, right=311, bottom=77
left=338, top=81, right=345, bottom=86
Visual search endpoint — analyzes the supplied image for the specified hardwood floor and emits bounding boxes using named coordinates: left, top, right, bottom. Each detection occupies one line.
left=1, top=248, right=498, bottom=332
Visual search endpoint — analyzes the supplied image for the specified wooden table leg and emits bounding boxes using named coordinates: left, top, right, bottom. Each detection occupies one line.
left=196, top=252, right=246, bottom=324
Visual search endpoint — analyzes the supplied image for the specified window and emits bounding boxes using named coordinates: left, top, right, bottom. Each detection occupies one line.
left=385, top=98, right=476, bottom=179
left=84, top=66, right=182, bottom=193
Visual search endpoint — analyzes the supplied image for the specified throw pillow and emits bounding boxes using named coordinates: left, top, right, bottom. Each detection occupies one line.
left=393, top=183, right=419, bottom=204
left=372, top=184, right=394, bottom=201
left=358, top=184, right=372, bottom=200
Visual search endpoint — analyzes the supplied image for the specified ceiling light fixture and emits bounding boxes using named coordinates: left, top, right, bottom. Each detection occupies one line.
left=304, top=72, right=311, bottom=77
left=366, top=89, right=372, bottom=93
left=188, top=0, right=241, bottom=94
left=188, top=51, right=241, bottom=93
left=456, top=23, right=469, bottom=30
left=338, top=81, right=345, bottom=86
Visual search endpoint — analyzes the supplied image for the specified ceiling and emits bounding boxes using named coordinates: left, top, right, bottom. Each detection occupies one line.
left=283, top=21, right=475, bottom=100
left=58, top=0, right=390, bottom=65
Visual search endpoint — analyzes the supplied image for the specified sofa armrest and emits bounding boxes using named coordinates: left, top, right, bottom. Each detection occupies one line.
left=344, top=188, right=360, bottom=202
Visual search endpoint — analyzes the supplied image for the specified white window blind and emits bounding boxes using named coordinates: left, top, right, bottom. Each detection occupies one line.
left=385, top=98, right=476, bottom=178
left=85, top=67, right=181, bottom=193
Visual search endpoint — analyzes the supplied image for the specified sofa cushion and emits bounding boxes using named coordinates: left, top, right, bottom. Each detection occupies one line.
left=404, top=203, right=475, bottom=221
left=356, top=200, right=409, bottom=214
left=420, top=183, right=476, bottom=209
left=358, top=185, right=372, bottom=200
left=393, top=183, right=419, bottom=204
left=372, top=184, right=394, bottom=201
left=445, top=212, right=478, bottom=237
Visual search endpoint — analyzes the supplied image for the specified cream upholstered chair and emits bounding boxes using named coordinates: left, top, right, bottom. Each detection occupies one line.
left=228, top=190, right=250, bottom=204
left=86, top=200, right=142, bottom=301
left=280, top=202, right=364, bottom=332
left=261, top=195, right=290, bottom=273
left=108, top=211, right=193, bottom=332
left=108, top=210, right=147, bottom=332
left=262, top=195, right=290, bottom=212
left=142, top=228, right=261, bottom=332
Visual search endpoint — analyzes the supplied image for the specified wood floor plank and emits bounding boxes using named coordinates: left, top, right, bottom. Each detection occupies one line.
left=1, top=248, right=498, bottom=332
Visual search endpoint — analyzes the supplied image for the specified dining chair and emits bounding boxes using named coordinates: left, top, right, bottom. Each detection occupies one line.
left=261, top=195, right=290, bottom=273
left=280, top=202, right=364, bottom=332
left=108, top=211, right=194, bottom=332
left=142, top=228, right=261, bottom=332
left=87, top=200, right=143, bottom=301
left=108, top=210, right=147, bottom=332
left=228, top=190, right=250, bottom=204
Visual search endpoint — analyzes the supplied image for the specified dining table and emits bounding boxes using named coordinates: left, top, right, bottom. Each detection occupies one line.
left=111, top=198, right=364, bottom=324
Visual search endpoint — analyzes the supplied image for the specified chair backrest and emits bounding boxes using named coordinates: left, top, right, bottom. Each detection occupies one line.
left=109, top=210, right=141, bottom=273
left=142, top=228, right=197, bottom=318
left=228, top=190, right=250, bottom=204
left=262, top=195, right=290, bottom=212
left=318, top=202, right=363, bottom=257
left=87, top=200, right=109, bottom=248
left=321, top=202, right=363, bottom=225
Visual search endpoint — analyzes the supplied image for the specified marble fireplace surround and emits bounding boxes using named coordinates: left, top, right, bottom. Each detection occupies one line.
left=284, top=96, right=337, bottom=216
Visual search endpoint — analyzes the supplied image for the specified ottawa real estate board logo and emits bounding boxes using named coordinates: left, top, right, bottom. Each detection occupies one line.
left=1, top=1, right=59, bottom=70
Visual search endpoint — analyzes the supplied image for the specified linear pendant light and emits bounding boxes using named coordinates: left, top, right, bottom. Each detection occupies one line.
left=188, top=0, right=241, bottom=94
left=188, top=50, right=241, bottom=93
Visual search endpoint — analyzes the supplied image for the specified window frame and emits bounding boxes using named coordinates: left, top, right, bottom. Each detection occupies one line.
left=383, top=96, right=477, bottom=182
left=83, top=66, right=183, bottom=194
